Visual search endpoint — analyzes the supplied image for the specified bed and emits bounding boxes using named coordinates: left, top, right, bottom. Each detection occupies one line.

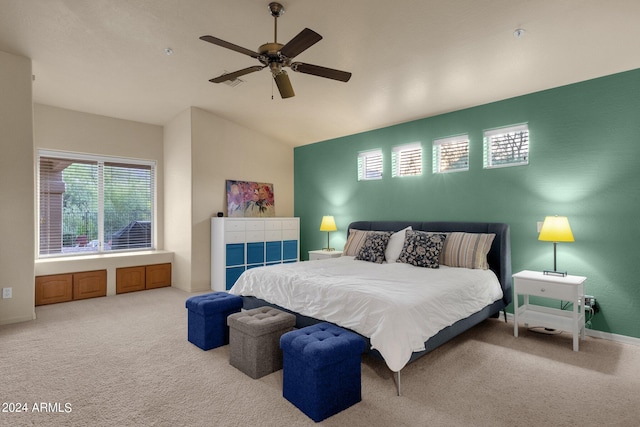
left=229, top=220, right=512, bottom=394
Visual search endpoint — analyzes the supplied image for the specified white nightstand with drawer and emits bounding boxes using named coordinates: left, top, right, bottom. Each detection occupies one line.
left=513, top=270, right=587, bottom=351
left=308, top=250, right=343, bottom=261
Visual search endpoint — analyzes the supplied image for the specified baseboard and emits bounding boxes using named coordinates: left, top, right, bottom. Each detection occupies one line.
left=0, top=312, right=36, bottom=326
left=504, top=312, right=640, bottom=347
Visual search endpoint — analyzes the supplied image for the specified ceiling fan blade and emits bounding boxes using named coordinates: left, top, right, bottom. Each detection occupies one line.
left=200, top=35, right=260, bottom=58
left=291, top=62, right=352, bottom=82
left=274, top=71, right=295, bottom=99
left=280, top=28, right=322, bottom=59
left=209, top=66, right=265, bottom=83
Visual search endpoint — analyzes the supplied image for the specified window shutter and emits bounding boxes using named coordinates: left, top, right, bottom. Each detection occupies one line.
left=433, top=136, right=469, bottom=173
left=392, top=143, right=422, bottom=177
left=483, top=124, right=529, bottom=168
left=357, top=150, right=383, bottom=180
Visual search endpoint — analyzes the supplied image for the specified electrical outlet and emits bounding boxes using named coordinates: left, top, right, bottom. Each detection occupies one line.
left=537, top=221, right=543, bottom=233
left=584, top=295, right=599, bottom=313
left=2, top=287, right=12, bottom=299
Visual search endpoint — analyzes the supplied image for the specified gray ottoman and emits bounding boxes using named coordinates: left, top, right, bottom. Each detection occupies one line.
left=227, top=307, right=296, bottom=379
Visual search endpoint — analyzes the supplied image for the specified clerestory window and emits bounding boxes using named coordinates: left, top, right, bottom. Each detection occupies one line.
left=433, top=135, right=469, bottom=173
left=483, top=124, right=529, bottom=169
left=357, top=149, right=383, bottom=181
left=392, top=143, right=422, bottom=177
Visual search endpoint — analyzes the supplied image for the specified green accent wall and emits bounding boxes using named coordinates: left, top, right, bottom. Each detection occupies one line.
left=294, top=68, right=640, bottom=339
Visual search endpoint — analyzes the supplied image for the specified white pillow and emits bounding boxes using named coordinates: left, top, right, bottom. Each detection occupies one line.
left=384, top=226, right=412, bottom=263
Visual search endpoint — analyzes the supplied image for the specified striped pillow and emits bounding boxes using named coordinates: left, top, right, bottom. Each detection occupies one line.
left=343, top=229, right=371, bottom=256
left=439, top=232, right=495, bottom=269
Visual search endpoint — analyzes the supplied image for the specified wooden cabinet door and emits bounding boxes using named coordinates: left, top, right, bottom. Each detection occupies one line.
left=116, top=266, right=146, bottom=294
left=73, top=270, right=107, bottom=300
left=145, top=263, right=171, bottom=289
left=35, top=274, right=73, bottom=306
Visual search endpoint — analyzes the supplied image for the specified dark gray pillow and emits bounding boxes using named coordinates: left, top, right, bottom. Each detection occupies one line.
left=355, top=231, right=392, bottom=264
left=396, top=231, right=447, bottom=268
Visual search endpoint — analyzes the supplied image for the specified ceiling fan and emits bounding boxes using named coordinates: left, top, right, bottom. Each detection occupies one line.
left=200, top=2, right=352, bottom=99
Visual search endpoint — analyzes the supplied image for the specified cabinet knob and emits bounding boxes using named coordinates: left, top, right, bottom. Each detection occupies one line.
left=540, top=288, right=546, bottom=292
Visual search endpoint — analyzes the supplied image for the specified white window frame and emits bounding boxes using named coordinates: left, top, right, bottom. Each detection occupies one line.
left=432, top=135, right=469, bottom=174
left=37, top=149, right=157, bottom=258
left=483, top=123, right=529, bottom=169
left=357, top=149, right=383, bottom=181
left=392, top=142, right=422, bottom=177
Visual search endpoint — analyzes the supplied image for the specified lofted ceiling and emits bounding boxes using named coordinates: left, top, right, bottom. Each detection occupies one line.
left=1, top=0, right=640, bottom=147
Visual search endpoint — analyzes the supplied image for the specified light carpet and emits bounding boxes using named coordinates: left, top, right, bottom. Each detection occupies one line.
left=1, top=287, right=638, bottom=426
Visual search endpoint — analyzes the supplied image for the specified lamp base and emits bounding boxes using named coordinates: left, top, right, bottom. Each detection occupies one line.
left=543, top=270, right=567, bottom=277
left=322, top=247, right=335, bottom=252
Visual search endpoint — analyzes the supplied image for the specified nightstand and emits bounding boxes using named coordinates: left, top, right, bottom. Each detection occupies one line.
left=513, top=270, right=587, bottom=351
left=308, top=250, right=343, bottom=261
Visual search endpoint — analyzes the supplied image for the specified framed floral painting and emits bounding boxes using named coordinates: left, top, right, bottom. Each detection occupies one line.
left=226, top=180, right=275, bottom=217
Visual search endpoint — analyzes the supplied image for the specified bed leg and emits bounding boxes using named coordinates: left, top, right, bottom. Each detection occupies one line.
left=395, top=370, right=402, bottom=396
left=503, top=309, right=507, bottom=323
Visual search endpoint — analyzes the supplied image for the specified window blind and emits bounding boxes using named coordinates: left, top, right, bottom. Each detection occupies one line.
left=483, top=124, right=529, bottom=168
left=357, top=150, right=383, bottom=180
left=392, top=143, right=422, bottom=177
left=433, top=135, right=469, bottom=173
left=38, top=151, right=155, bottom=257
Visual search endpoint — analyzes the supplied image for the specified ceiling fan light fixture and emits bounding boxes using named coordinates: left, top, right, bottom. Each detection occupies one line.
left=269, top=62, right=283, bottom=74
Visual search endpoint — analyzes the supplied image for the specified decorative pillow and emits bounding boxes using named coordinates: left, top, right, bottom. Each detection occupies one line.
left=396, top=231, right=447, bottom=268
left=384, top=226, right=412, bottom=264
left=355, top=231, right=392, bottom=264
left=439, top=232, right=496, bottom=269
left=343, top=229, right=371, bottom=256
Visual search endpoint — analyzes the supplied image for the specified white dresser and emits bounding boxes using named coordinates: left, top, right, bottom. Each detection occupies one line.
left=211, top=217, right=300, bottom=291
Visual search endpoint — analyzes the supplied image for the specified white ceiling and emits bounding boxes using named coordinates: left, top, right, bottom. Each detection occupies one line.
left=1, top=1, right=639, bottom=147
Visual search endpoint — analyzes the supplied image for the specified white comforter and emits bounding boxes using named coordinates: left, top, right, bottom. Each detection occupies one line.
left=229, top=256, right=503, bottom=372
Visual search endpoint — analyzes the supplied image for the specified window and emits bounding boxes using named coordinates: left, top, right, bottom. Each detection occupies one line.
left=38, top=150, right=155, bottom=257
left=432, top=135, right=469, bottom=173
left=357, top=149, right=383, bottom=181
left=392, top=143, right=422, bottom=177
left=483, top=124, right=529, bottom=168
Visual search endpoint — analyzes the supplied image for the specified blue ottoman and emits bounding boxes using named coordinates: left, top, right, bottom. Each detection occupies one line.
left=186, top=292, right=243, bottom=350
left=280, top=322, right=366, bottom=422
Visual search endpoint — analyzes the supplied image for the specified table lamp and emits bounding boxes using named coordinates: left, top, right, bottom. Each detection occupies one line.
left=538, top=215, right=574, bottom=276
left=319, top=216, right=337, bottom=251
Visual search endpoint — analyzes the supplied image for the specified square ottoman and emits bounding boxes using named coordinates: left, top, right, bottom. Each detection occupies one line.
left=227, top=307, right=296, bottom=379
left=185, top=292, right=243, bottom=350
left=280, top=322, right=366, bottom=422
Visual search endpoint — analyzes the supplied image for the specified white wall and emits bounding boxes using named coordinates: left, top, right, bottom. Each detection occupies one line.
left=164, top=107, right=294, bottom=292
left=0, top=51, right=35, bottom=325
left=163, top=108, right=193, bottom=292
